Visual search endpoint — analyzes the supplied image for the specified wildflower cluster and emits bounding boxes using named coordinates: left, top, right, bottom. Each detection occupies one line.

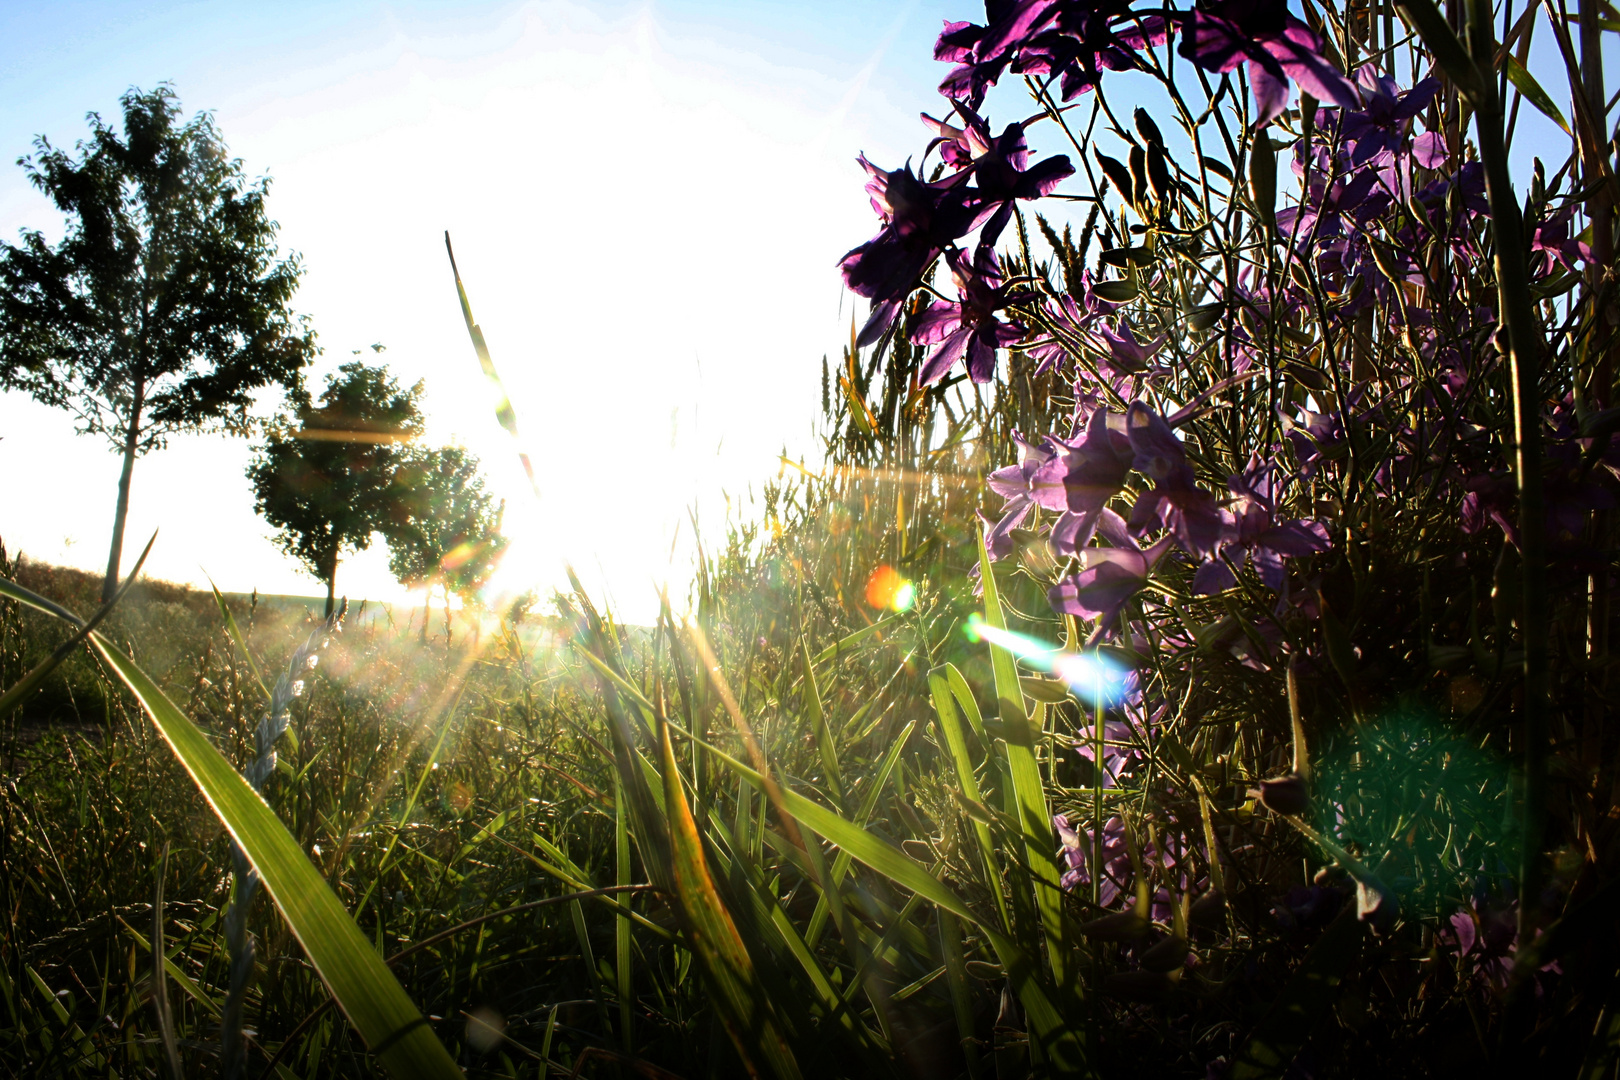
left=840, top=0, right=1619, bottom=1056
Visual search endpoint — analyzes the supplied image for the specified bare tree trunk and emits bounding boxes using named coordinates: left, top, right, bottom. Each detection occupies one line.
left=103, top=380, right=145, bottom=602
left=324, top=549, right=338, bottom=619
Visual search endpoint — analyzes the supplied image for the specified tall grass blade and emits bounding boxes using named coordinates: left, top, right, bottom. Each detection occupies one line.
left=656, top=717, right=802, bottom=1079
left=975, top=529, right=1074, bottom=1002
left=0, top=577, right=464, bottom=1080
left=444, top=230, right=540, bottom=497
left=89, top=638, right=464, bottom=1079
left=0, top=531, right=154, bottom=718
left=929, top=666, right=1005, bottom=914
left=698, top=733, right=1091, bottom=1075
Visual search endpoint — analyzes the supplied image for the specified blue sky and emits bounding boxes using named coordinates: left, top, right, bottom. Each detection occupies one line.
left=0, top=0, right=1594, bottom=620
left=0, top=0, right=962, bottom=619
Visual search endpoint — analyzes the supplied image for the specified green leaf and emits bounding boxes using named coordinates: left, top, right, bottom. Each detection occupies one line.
left=657, top=719, right=802, bottom=1079
left=1098, top=246, right=1154, bottom=269
left=1503, top=54, right=1570, bottom=133
left=1394, top=0, right=1487, bottom=100
left=976, top=529, right=1073, bottom=999
left=1092, top=279, right=1139, bottom=303
left=87, top=636, right=463, bottom=1080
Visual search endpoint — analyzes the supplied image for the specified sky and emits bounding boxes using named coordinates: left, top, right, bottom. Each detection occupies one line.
left=0, top=0, right=1592, bottom=624
left=0, top=0, right=958, bottom=622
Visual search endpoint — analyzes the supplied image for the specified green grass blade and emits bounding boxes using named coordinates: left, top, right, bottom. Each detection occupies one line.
left=809, top=618, right=895, bottom=666
left=208, top=578, right=270, bottom=701
left=944, top=664, right=990, bottom=749
left=700, top=734, right=1090, bottom=1075
left=800, top=640, right=844, bottom=807
left=805, top=718, right=915, bottom=949
left=976, top=529, right=1073, bottom=1000
left=657, top=718, right=802, bottom=1080
left=1503, top=53, right=1570, bottom=134
left=86, top=635, right=463, bottom=1080
left=0, top=532, right=155, bottom=718
left=938, top=911, right=982, bottom=1079
left=929, top=667, right=1010, bottom=934
left=615, top=774, right=634, bottom=1052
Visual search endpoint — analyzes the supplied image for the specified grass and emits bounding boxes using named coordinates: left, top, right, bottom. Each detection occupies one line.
left=0, top=331, right=1580, bottom=1079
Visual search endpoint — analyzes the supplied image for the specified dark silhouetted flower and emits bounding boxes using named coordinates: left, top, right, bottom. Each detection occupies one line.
left=1035, top=406, right=1133, bottom=554
left=1125, top=404, right=1226, bottom=557
left=1196, top=461, right=1330, bottom=592
left=1179, top=0, right=1359, bottom=125
left=1049, top=508, right=1174, bottom=631
left=912, top=246, right=1028, bottom=384
left=839, top=156, right=978, bottom=344
left=983, top=432, right=1061, bottom=560
left=1339, top=68, right=1440, bottom=166
left=1256, top=773, right=1309, bottom=815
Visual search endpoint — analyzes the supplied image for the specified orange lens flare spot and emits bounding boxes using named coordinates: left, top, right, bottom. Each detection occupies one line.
left=440, top=541, right=480, bottom=571
left=865, top=565, right=914, bottom=611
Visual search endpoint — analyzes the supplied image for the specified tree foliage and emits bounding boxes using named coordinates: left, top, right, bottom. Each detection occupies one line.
left=248, top=363, right=424, bottom=616
left=386, top=445, right=506, bottom=602
left=0, top=85, right=315, bottom=599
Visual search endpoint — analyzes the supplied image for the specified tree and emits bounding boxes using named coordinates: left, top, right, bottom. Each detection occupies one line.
left=0, top=85, right=316, bottom=600
left=248, top=362, right=424, bottom=616
left=386, top=444, right=507, bottom=643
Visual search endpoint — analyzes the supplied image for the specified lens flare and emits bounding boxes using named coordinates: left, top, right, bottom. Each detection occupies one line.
left=963, top=614, right=1130, bottom=706
left=865, top=565, right=916, bottom=611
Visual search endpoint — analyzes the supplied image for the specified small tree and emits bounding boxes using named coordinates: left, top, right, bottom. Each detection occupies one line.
left=0, top=85, right=315, bottom=600
left=248, top=362, right=423, bottom=616
left=386, top=444, right=506, bottom=642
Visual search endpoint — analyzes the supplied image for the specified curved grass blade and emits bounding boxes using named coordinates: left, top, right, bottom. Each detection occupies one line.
left=208, top=578, right=270, bottom=701
left=0, top=531, right=155, bottom=719
left=445, top=231, right=539, bottom=498
left=695, top=732, right=1092, bottom=1076
left=976, top=529, right=1073, bottom=1000
left=0, top=576, right=480, bottom=1080
left=657, top=718, right=802, bottom=1080
left=1502, top=53, right=1570, bottom=134
left=86, top=636, right=463, bottom=1079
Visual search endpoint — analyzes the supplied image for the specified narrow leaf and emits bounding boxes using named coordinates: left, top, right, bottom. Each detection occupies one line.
left=87, top=637, right=463, bottom=1080
left=1503, top=53, right=1570, bottom=133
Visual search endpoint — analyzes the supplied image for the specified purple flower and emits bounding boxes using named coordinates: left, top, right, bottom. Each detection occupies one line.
left=839, top=156, right=977, bottom=344
left=1007, top=1, right=1161, bottom=101
left=935, top=18, right=1015, bottom=109
left=1339, top=68, right=1440, bottom=166
left=967, top=119, right=1075, bottom=246
left=920, top=104, right=1074, bottom=246
left=1034, top=406, right=1133, bottom=554
left=1125, top=404, right=1227, bottom=557
left=1196, top=461, right=1330, bottom=592
left=1179, top=0, right=1359, bottom=125
left=1048, top=508, right=1174, bottom=632
left=912, top=247, right=1028, bottom=384
left=1054, top=812, right=1129, bottom=901
left=1529, top=204, right=1593, bottom=277
left=1023, top=284, right=1119, bottom=376
left=983, top=432, right=1060, bottom=560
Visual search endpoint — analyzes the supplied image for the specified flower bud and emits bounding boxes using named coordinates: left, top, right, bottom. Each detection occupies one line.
left=1257, top=773, right=1310, bottom=816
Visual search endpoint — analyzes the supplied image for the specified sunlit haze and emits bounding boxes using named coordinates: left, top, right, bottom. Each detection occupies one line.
left=0, top=0, right=955, bottom=622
